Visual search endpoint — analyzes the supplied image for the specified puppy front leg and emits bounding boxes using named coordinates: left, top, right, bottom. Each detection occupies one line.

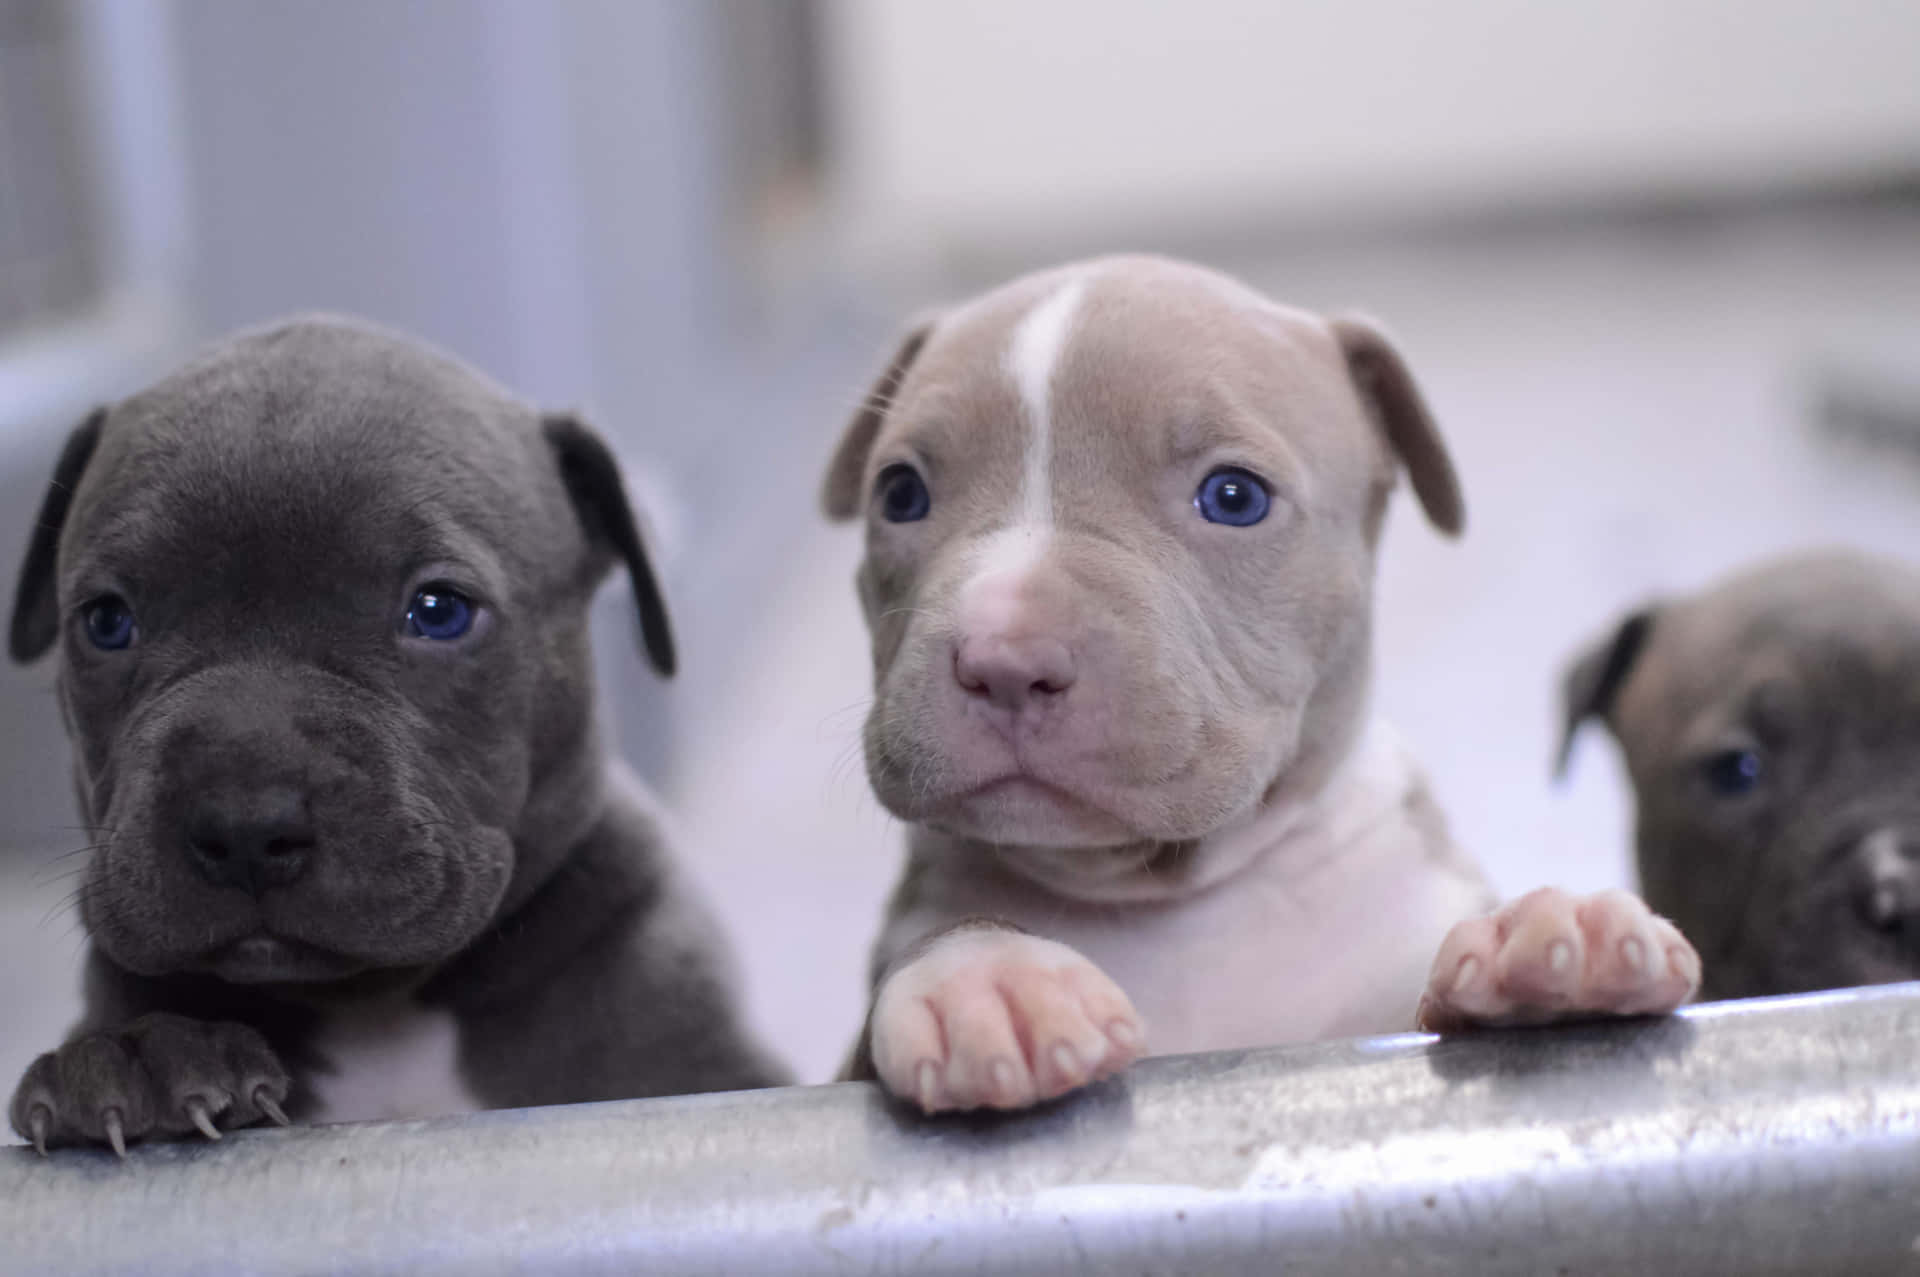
left=10, top=951, right=297, bottom=1156
left=10, top=1012, right=291, bottom=1156
left=853, top=920, right=1146, bottom=1113
left=1416, top=888, right=1702, bottom=1032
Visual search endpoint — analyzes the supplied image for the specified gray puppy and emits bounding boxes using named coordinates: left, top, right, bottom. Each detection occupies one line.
left=1560, top=548, right=1920, bottom=999
left=7, top=317, right=784, bottom=1154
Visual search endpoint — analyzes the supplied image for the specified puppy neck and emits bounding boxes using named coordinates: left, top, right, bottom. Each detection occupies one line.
left=974, top=717, right=1407, bottom=905
left=1200, top=717, right=1419, bottom=885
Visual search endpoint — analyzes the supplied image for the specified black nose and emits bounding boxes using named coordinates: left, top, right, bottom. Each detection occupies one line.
left=185, top=788, right=315, bottom=894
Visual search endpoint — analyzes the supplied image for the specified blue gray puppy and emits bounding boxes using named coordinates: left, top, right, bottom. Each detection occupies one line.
left=1561, top=549, right=1920, bottom=1000
left=8, top=317, right=783, bottom=1154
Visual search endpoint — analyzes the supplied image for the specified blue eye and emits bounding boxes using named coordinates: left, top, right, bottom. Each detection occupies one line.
left=82, top=595, right=137, bottom=650
left=406, top=584, right=475, bottom=641
left=1704, top=749, right=1764, bottom=797
left=1195, top=468, right=1270, bottom=526
left=877, top=464, right=931, bottom=523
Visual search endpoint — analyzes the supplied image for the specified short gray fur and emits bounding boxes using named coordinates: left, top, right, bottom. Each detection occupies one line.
left=5, top=315, right=785, bottom=1153
left=4, top=983, right=1917, bottom=1276
left=1560, top=549, right=1920, bottom=1000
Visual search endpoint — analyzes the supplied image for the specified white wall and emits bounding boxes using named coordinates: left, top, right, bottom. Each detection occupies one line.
left=822, top=0, right=1920, bottom=271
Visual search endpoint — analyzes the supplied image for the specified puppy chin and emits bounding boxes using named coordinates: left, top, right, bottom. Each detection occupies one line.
left=203, top=933, right=370, bottom=984
left=930, top=777, right=1140, bottom=848
left=87, top=918, right=371, bottom=985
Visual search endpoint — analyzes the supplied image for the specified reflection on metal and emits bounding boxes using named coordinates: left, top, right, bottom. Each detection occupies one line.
left=5, top=983, right=1918, bottom=1276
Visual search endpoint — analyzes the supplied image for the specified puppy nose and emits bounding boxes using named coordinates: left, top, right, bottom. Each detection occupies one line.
left=954, top=634, right=1077, bottom=712
left=185, top=788, right=315, bottom=894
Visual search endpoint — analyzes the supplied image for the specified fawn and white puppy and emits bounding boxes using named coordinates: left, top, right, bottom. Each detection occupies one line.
left=824, top=256, right=1700, bottom=1112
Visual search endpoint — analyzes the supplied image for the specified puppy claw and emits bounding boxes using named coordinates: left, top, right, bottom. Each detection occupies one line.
left=1668, top=944, right=1702, bottom=991
left=254, top=1091, right=289, bottom=1127
left=103, top=1107, right=127, bottom=1159
left=185, top=1097, right=222, bottom=1141
left=914, top=1060, right=944, bottom=1112
left=988, top=1058, right=1018, bottom=1105
left=29, top=1105, right=49, bottom=1157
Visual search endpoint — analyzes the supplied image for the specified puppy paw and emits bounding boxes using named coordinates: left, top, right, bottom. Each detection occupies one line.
left=1417, top=887, right=1701, bottom=1032
left=870, top=929, right=1145, bottom=1113
left=9, top=1013, right=292, bottom=1156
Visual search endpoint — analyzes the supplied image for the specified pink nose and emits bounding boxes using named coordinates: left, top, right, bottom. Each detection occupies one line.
left=954, top=634, right=1077, bottom=713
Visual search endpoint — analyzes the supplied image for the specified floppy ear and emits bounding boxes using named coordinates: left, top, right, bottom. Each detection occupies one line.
left=1556, top=606, right=1657, bottom=778
left=10, top=408, right=106, bottom=664
left=822, top=319, right=936, bottom=521
left=543, top=415, right=677, bottom=678
left=1330, top=316, right=1465, bottom=536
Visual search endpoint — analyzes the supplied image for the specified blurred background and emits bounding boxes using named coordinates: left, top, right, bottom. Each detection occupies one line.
left=3, top=0, right=1919, bottom=1093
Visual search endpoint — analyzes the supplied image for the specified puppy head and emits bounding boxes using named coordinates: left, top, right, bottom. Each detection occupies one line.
left=1559, top=549, right=1920, bottom=997
left=824, top=256, right=1461, bottom=898
left=10, top=316, right=673, bottom=985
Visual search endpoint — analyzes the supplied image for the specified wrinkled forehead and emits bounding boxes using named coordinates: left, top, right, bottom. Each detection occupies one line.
left=59, top=358, right=554, bottom=601
left=1635, top=590, right=1920, bottom=746
left=876, top=261, right=1370, bottom=504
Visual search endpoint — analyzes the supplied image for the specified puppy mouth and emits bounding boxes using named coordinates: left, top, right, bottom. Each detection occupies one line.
left=971, top=774, right=1113, bottom=815
left=933, top=773, right=1142, bottom=848
left=202, top=932, right=369, bottom=984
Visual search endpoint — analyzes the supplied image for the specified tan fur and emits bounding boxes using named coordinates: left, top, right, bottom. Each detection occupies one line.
left=831, top=256, right=1694, bottom=1110
left=835, top=257, right=1437, bottom=855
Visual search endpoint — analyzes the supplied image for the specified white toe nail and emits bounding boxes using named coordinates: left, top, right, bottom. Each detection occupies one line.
left=915, top=1060, right=941, bottom=1109
left=1620, top=936, right=1646, bottom=975
left=1548, top=941, right=1573, bottom=974
left=1452, top=955, right=1481, bottom=995
left=990, top=1058, right=1018, bottom=1101
left=1052, top=1043, right=1081, bottom=1082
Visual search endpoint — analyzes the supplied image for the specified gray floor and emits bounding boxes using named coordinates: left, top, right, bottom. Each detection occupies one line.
left=4, top=205, right=1919, bottom=1101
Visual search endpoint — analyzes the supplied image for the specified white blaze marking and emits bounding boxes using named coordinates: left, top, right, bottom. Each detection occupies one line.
left=1005, top=275, right=1088, bottom=531
left=959, top=276, right=1090, bottom=607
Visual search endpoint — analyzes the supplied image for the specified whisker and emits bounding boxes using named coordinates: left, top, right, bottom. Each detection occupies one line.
left=38, top=841, right=112, bottom=866
left=30, top=865, right=93, bottom=892
left=40, top=880, right=93, bottom=932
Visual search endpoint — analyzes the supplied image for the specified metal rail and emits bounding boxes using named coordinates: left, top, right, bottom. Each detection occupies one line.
left=4, top=983, right=1918, bottom=1276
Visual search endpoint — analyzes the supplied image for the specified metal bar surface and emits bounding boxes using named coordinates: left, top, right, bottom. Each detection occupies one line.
left=4, top=983, right=1918, bottom=1276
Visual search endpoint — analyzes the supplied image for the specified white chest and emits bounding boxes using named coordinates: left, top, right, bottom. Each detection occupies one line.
left=303, top=999, right=485, bottom=1126
left=895, top=723, right=1492, bottom=1056
left=1043, top=842, right=1483, bottom=1052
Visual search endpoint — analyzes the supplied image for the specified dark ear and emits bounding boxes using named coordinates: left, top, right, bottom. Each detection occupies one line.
left=543, top=415, right=676, bottom=678
left=10, top=408, right=106, bottom=664
left=1330, top=316, right=1465, bottom=536
left=1556, top=607, right=1657, bottom=778
left=822, top=319, right=936, bottom=521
